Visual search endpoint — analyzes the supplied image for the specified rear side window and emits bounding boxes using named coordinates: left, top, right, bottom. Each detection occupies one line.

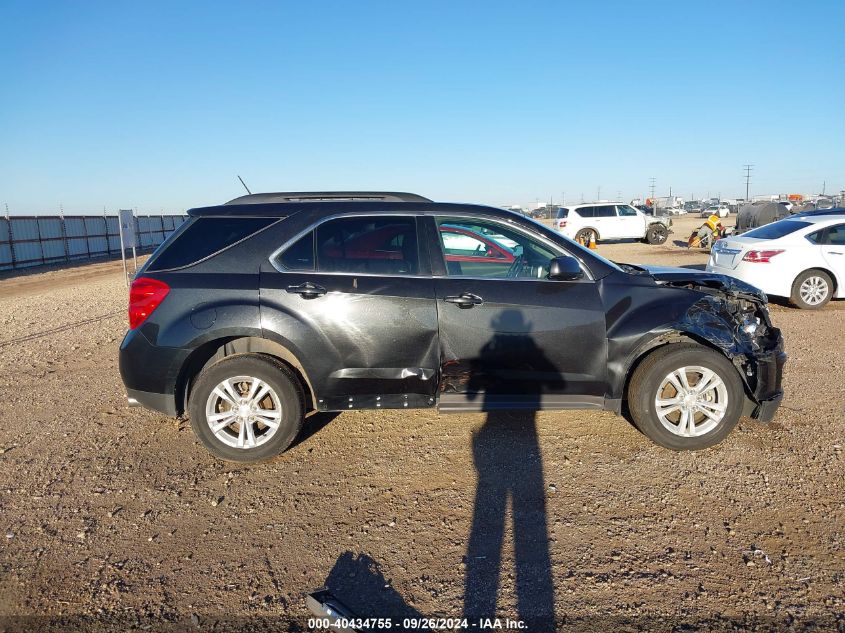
left=315, top=216, right=419, bottom=275
left=146, top=217, right=276, bottom=271
left=595, top=205, right=616, bottom=218
left=744, top=220, right=811, bottom=240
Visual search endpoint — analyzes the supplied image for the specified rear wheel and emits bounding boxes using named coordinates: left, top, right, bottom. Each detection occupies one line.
left=188, top=354, right=304, bottom=462
left=575, top=228, right=597, bottom=245
left=628, top=344, right=745, bottom=450
left=790, top=269, right=832, bottom=309
left=645, top=224, right=669, bottom=244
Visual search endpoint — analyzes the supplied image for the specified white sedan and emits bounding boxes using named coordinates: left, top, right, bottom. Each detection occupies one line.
left=700, top=205, right=730, bottom=218
left=706, top=213, right=845, bottom=309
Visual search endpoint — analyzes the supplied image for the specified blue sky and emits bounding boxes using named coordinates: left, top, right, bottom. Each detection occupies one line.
left=1, top=0, right=843, bottom=214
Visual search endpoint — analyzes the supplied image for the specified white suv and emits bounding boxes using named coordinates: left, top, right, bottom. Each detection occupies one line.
left=555, top=203, right=671, bottom=245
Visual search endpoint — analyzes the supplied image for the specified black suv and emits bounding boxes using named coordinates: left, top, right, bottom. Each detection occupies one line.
left=119, top=192, right=785, bottom=462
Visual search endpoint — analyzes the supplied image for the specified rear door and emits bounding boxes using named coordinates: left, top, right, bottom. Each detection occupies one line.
left=260, top=214, right=440, bottom=410
left=613, top=204, right=644, bottom=239
left=592, top=204, right=618, bottom=238
left=819, top=223, right=845, bottom=293
left=425, top=215, right=608, bottom=411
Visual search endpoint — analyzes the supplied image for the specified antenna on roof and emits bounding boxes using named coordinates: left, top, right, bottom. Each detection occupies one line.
left=237, top=175, right=252, bottom=195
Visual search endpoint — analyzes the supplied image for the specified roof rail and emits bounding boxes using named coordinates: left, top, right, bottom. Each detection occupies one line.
left=225, top=191, right=432, bottom=205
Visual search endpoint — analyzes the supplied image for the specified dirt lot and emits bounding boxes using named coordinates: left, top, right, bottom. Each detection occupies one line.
left=0, top=215, right=843, bottom=631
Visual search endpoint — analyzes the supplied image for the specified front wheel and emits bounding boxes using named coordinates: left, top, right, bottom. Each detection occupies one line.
left=627, top=344, right=745, bottom=450
left=188, top=354, right=305, bottom=462
left=645, top=224, right=669, bottom=244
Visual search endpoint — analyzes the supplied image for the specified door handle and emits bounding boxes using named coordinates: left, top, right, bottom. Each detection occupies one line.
left=444, top=292, right=483, bottom=308
left=829, top=251, right=843, bottom=255
left=286, top=282, right=327, bottom=298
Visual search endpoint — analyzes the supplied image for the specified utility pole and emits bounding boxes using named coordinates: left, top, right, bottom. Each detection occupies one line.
left=4, top=203, right=9, bottom=220
left=649, top=177, right=656, bottom=206
left=743, top=164, right=753, bottom=201
left=822, top=180, right=826, bottom=195
left=597, top=186, right=601, bottom=200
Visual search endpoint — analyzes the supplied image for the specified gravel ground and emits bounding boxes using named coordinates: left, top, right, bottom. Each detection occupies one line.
left=0, top=215, right=843, bottom=631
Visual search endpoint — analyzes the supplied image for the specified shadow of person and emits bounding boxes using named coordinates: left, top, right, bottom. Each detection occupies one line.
left=463, top=310, right=556, bottom=631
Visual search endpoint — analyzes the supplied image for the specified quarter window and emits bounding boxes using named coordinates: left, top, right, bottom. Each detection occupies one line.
left=279, top=231, right=315, bottom=270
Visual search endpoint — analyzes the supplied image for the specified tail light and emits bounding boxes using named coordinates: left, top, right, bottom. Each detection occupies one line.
left=558, top=220, right=567, bottom=229
left=129, top=277, right=170, bottom=329
left=742, top=249, right=785, bottom=263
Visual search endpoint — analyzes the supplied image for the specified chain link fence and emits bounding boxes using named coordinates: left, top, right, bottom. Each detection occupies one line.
left=0, top=214, right=187, bottom=271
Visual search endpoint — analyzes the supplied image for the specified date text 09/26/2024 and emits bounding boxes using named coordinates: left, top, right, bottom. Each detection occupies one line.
left=309, top=617, right=527, bottom=630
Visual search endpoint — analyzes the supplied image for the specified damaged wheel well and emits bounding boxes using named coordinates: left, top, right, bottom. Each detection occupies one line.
left=176, top=336, right=316, bottom=415
left=621, top=331, right=754, bottom=406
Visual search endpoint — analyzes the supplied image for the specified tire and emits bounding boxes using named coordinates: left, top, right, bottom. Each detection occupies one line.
left=188, top=354, right=305, bottom=462
left=575, top=228, right=597, bottom=244
left=627, top=343, right=745, bottom=451
left=790, top=269, right=833, bottom=310
left=645, top=224, right=669, bottom=245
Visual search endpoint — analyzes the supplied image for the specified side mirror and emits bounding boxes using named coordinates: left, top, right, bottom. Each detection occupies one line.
left=548, top=255, right=583, bottom=281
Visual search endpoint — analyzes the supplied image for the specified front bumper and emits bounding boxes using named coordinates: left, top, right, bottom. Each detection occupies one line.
left=745, top=345, right=787, bottom=422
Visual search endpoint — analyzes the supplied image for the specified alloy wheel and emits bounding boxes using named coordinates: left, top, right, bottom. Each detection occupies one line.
left=204, top=375, right=282, bottom=449
left=799, top=276, right=829, bottom=306
left=654, top=365, right=728, bottom=437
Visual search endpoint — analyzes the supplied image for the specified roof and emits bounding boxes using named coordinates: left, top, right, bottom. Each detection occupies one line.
left=188, top=200, right=511, bottom=218
left=789, top=211, right=845, bottom=224
left=224, top=191, right=431, bottom=205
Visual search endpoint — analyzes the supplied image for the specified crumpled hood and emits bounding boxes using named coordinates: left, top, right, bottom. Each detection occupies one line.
left=642, top=265, right=767, bottom=302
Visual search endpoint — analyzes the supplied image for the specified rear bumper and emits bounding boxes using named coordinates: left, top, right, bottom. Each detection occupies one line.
left=119, top=327, right=188, bottom=417
left=126, top=387, right=178, bottom=416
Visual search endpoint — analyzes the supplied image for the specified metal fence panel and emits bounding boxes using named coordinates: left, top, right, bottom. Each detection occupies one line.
left=10, top=218, right=40, bottom=241
left=84, top=216, right=107, bottom=237
left=108, top=236, right=121, bottom=251
left=0, top=218, right=10, bottom=242
left=106, top=216, right=119, bottom=235
left=64, top=217, right=87, bottom=237
left=41, top=240, right=66, bottom=260
left=12, top=240, right=43, bottom=265
left=0, top=244, right=12, bottom=268
left=67, top=237, right=89, bottom=257
left=87, top=236, right=109, bottom=255
left=38, top=217, right=63, bottom=239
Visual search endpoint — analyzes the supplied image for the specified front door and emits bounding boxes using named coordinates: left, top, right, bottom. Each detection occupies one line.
left=427, top=216, right=608, bottom=411
left=260, top=215, right=440, bottom=411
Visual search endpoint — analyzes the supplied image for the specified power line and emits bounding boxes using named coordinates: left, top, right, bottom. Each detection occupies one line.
left=743, top=164, right=754, bottom=201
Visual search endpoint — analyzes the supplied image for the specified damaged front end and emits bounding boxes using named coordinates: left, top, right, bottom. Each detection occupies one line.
left=647, top=267, right=787, bottom=421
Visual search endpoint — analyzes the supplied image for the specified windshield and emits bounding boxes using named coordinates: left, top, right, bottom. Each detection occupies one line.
left=519, top=214, right=625, bottom=272
left=744, top=220, right=812, bottom=240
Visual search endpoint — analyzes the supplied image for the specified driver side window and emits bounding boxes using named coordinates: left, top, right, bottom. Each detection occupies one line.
left=435, top=218, right=559, bottom=279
